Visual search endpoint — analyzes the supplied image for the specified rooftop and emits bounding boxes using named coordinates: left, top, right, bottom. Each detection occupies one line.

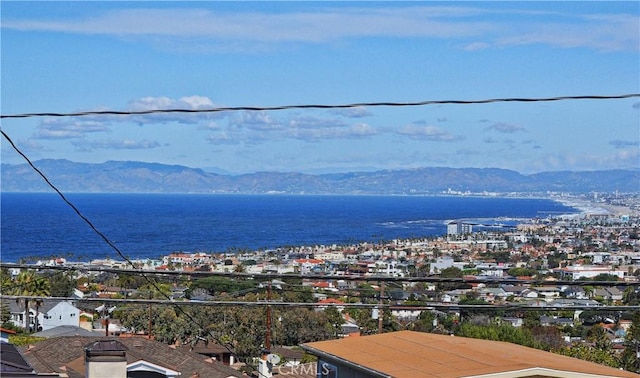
left=301, top=330, right=640, bottom=378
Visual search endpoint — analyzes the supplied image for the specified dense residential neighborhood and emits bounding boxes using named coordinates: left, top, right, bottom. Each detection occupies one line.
left=1, top=195, right=640, bottom=377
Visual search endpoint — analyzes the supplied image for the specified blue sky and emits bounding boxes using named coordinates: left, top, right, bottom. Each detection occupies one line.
left=1, top=1, right=638, bottom=174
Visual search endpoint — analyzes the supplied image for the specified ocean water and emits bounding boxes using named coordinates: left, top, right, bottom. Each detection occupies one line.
left=0, top=193, right=577, bottom=263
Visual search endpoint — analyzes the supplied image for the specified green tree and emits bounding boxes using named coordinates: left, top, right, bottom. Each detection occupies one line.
left=190, top=276, right=256, bottom=297
left=275, top=308, right=336, bottom=346
left=12, top=270, right=50, bottom=331
left=0, top=301, right=15, bottom=329
left=346, top=308, right=378, bottom=335
left=455, top=322, right=541, bottom=349
left=324, top=307, right=343, bottom=338
left=47, top=271, right=76, bottom=297
left=622, top=287, right=639, bottom=306
left=408, top=310, right=436, bottom=332
left=556, top=344, right=619, bottom=368
left=30, top=276, right=50, bottom=331
left=620, top=311, right=640, bottom=373
left=132, top=282, right=172, bottom=300
left=437, top=267, right=468, bottom=291
left=507, top=267, right=537, bottom=277
left=591, top=273, right=620, bottom=282
left=587, top=324, right=612, bottom=351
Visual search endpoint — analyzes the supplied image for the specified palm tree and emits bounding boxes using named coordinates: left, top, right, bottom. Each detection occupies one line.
left=14, top=271, right=36, bottom=329
left=30, top=277, right=50, bottom=332
left=13, top=270, right=50, bottom=331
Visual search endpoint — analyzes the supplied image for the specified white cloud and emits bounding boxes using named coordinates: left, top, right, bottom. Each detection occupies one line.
left=34, top=119, right=111, bottom=139
left=528, top=149, right=640, bottom=172
left=330, top=106, right=372, bottom=118
left=71, top=138, right=162, bottom=150
left=285, top=115, right=377, bottom=141
left=128, top=95, right=214, bottom=111
left=485, top=122, right=526, bottom=133
left=206, top=132, right=240, bottom=145
left=463, top=41, right=491, bottom=51
left=224, top=113, right=378, bottom=142
left=127, top=95, right=221, bottom=125
left=495, top=14, right=639, bottom=52
left=230, top=110, right=284, bottom=131
left=397, top=124, right=463, bottom=142
left=1, top=7, right=494, bottom=41
left=3, top=5, right=635, bottom=52
left=610, top=139, right=638, bottom=149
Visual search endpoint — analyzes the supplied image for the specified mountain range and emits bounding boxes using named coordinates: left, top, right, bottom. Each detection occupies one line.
left=1, top=159, right=638, bottom=194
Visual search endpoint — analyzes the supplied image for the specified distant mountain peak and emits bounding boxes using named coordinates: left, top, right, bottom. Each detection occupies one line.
left=2, top=159, right=638, bottom=194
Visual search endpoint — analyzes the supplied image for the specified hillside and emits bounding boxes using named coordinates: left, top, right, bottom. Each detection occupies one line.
left=1, top=159, right=638, bottom=194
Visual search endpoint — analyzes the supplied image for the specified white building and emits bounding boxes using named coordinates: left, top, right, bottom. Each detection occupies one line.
left=553, top=265, right=627, bottom=280
left=9, top=300, right=80, bottom=331
left=447, top=221, right=473, bottom=235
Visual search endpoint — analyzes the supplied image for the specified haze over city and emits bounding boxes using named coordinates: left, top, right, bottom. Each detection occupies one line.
left=1, top=1, right=638, bottom=174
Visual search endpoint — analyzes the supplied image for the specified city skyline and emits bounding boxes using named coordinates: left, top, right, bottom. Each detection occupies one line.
left=1, top=1, right=639, bottom=174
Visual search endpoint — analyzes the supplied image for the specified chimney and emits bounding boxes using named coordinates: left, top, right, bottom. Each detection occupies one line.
left=84, top=339, right=128, bottom=378
left=257, top=348, right=273, bottom=378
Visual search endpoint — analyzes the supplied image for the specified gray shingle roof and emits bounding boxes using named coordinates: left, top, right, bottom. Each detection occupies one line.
left=19, top=336, right=242, bottom=378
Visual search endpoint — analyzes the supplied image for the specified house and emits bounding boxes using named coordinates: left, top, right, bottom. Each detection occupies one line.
left=1, top=338, right=60, bottom=377
left=300, top=330, right=639, bottom=378
left=540, top=316, right=574, bottom=327
left=39, top=301, right=81, bottom=331
left=316, top=298, right=345, bottom=312
left=19, top=336, right=243, bottom=378
left=477, top=287, right=508, bottom=303
left=179, top=341, right=238, bottom=365
left=534, top=286, right=562, bottom=299
left=32, top=325, right=98, bottom=338
left=553, top=265, right=627, bottom=280
left=1, top=343, right=46, bottom=377
left=7, top=300, right=80, bottom=332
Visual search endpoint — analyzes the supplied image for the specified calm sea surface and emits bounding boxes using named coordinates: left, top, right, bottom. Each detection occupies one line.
left=0, top=193, right=577, bottom=263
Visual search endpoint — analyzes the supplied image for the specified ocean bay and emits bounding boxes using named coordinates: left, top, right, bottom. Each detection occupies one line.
left=0, top=193, right=577, bottom=263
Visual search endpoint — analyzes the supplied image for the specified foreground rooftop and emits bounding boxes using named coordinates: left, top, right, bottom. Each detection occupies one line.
left=302, top=330, right=639, bottom=378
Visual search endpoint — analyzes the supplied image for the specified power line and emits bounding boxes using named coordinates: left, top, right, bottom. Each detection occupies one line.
left=2, top=295, right=638, bottom=312
left=0, top=130, right=141, bottom=273
left=1, top=94, right=639, bottom=119
left=2, top=94, right=639, bottom=331
left=0, top=129, right=228, bottom=345
left=2, top=263, right=638, bottom=287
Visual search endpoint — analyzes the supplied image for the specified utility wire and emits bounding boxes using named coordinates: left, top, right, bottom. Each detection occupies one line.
left=2, top=94, right=639, bottom=325
left=0, top=130, right=141, bottom=273
left=2, top=263, right=636, bottom=287
left=2, top=295, right=638, bottom=312
left=1, top=94, right=638, bottom=119
left=0, top=129, right=229, bottom=348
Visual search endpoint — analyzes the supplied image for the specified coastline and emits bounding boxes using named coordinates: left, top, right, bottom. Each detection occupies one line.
left=549, top=195, right=636, bottom=218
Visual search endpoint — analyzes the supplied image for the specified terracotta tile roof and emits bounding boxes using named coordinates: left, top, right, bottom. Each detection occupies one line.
left=301, top=330, right=640, bottom=378
left=19, top=336, right=242, bottom=378
left=295, top=259, right=324, bottom=264
left=317, top=298, right=344, bottom=304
